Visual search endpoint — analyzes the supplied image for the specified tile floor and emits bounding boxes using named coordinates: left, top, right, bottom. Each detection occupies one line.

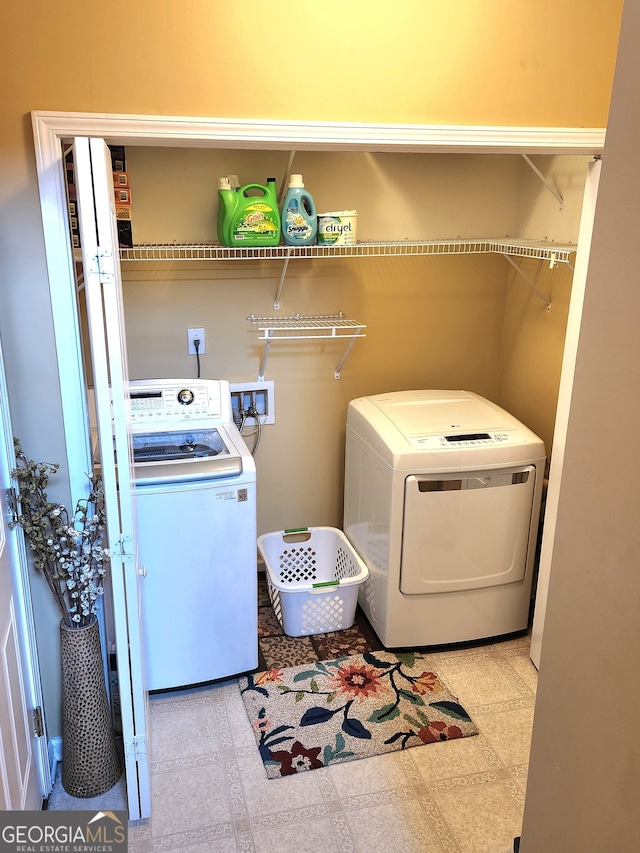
left=49, top=582, right=537, bottom=853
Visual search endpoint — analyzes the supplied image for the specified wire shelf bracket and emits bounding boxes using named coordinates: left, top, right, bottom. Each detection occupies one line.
left=521, top=154, right=564, bottom=211
left=502, top=254, right=552, bottom=312
left=274, top=247, right=293, bottom=310
left=247, top=313, right=366, bottom=380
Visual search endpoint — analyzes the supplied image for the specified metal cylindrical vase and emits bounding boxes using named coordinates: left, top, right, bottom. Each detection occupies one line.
left=60, top=617, right=121, bottom=798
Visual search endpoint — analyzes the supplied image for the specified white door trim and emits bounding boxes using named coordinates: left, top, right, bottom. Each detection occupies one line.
left=529, top=158, right=603, bottom=668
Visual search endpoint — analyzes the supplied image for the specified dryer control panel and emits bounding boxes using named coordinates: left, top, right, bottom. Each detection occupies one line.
left=409, top=430, right=521, bottom=449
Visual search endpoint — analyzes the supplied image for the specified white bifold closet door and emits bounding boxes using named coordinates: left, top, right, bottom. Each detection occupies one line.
left=74, top=137, right=151, bottom=820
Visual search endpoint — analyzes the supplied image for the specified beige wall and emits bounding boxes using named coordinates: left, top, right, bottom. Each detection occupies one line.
left=4, top=2, right=621, bottom=126
left=0, top=0, right=623, bottom=738
left=119, top=147, right=587, bottom=534
left=499, top=155, right=591, bottom=452
left=499, top=260, right=574, bottom=452
left=522, top=1, right=640, bottom=848
left=499, top=155, right=590, bottom=443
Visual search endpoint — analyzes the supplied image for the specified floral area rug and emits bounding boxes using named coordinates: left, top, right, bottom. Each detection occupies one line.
left=239, top=650, right=478, bottom=778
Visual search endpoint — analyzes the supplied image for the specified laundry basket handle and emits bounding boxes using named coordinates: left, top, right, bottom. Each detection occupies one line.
left=282, top=527, right=311, bottom=543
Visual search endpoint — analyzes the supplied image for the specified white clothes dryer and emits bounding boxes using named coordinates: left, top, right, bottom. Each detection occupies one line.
left=343, top=390, right=545, bottom=648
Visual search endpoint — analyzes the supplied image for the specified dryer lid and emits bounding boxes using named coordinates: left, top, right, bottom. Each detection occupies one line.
left=370, top=390, right=514, bottom=438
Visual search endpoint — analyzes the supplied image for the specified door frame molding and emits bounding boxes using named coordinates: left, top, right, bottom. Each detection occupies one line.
left=33, top=111, right=605, bottom=153
left=30, top=111, right=606, bottom=816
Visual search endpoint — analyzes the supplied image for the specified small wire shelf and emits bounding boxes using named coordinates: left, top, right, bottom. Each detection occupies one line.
left=246, top=313, right=366, bottom=381
left=247, top=313, right=366, bottom=338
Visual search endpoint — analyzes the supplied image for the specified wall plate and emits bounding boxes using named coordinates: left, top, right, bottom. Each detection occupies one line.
left=230, top=380, right=275, bottom=424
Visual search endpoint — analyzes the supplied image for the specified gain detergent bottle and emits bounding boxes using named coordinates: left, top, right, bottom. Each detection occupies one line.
left=218, top=177, right=280, bottom=248
left=217, top=177, right=232, bottom=244
left=281, top=174, right=317, bottom=246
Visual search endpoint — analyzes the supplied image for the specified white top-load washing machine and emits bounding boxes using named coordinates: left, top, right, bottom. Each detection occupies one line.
left=128, top=378, right=257, bottom=690
left=344, top=390, right=545, bottom=648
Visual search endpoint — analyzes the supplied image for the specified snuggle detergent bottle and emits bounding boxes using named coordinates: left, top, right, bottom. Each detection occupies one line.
left=281, top=174, right=317, bottom=246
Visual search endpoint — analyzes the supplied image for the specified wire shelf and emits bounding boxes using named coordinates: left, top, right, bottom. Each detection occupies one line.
left=489, top=239, right=574, bottom=262
left=118, top=238, right=576, bottom=264
left=246, top=313, right=366, bottom=381
left=247, top=313, right=366, bottom=339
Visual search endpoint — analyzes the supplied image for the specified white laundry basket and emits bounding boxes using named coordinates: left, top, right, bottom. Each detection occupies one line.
left=257, top=526, right=369, bottom=637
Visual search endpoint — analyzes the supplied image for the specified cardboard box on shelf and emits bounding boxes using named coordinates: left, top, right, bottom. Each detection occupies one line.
left=109, top=145, right=126, bottom=172
left=114, top=187, right=131, bottom=205
left=117, top=220, right=133, bottom=248
left=115, top=205, right=132, bottom=221
left=113, top=171, right=129, bottom=188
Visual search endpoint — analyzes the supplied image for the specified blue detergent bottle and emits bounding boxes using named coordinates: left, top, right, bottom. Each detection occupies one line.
left=281, top=174, right=317, bottom=246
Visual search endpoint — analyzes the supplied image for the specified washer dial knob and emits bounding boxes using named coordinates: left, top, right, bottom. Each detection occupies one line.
left=177, top=389, right=195, bottom=406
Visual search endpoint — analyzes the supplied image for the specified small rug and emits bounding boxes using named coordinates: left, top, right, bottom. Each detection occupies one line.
left=239, top=650, right=478, bottom=778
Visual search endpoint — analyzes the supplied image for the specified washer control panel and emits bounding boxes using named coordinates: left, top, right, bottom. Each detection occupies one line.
left=128, top=380, right=225, bottom=428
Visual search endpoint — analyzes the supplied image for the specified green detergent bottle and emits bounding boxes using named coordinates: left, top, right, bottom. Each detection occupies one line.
left=218, top=177, right=280, bottom=247
left=217, top=177, right=233, bottom=244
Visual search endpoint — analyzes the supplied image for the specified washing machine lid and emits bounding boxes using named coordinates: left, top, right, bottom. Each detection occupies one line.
left=129, top=426, right=244, bottom=484
left=132, top=427, right=228, bottom=462
left=98, top=433, right=244, bottom=486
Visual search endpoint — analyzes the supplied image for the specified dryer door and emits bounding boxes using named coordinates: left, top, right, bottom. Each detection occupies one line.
left=400, top=465, right=537, bottom=594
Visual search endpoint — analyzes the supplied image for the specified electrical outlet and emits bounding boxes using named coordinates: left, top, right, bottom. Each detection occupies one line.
left=187, top=328, right=205, bottom=355
left=230, top=381, right=275, bottom=425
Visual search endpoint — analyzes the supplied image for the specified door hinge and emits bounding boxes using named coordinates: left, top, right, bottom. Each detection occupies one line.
left=87, top=250, right=114, bottom=282
left=33, top=706, right=45, bottom=738
left=4, top=487, right=18, bottom=524
left=125, top=734, right=147, bottom=761
left=115, top=533, right=135, bottom=562
left=97, top=249, right=115, bottom=284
